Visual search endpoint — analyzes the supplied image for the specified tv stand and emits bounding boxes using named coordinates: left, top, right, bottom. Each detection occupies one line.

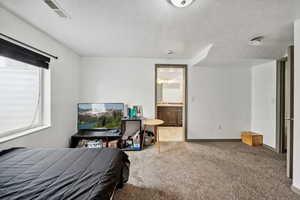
left=70, top=119, right=143, bottom=151
left=70, top=129, right=122, bottom=148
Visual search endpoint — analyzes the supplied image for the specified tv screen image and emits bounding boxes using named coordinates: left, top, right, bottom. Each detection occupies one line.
left=78, top=103, right=124, bottom=130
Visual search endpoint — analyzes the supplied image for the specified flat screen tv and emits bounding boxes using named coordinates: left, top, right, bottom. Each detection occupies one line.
left=78, top=103, right=124, bottom=130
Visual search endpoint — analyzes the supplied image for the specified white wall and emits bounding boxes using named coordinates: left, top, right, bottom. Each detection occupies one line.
left=251, top=61, right=277, bottom=148
left=79, top=57, right=187, bottom=118
left=293, top=19, right=300, bottom=191
left=188, top=67, right=251, bottom=139
left=0, top=7, right=80, bottom=148
left=80, top=59, right=252, bottom=140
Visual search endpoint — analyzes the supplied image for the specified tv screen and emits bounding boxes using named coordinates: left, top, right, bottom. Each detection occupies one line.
left=78, top=103, right=124, bottom=130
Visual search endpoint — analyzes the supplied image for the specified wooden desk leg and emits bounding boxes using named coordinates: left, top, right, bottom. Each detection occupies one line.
left=154, top=126, right=157, bottom=143
left=154, top=126, right=160, bottom=153
left=142, top=126, right=146, bottom=150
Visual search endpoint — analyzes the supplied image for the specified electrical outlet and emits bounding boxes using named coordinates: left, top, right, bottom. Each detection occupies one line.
left=218, top=125, right=222, bottom=130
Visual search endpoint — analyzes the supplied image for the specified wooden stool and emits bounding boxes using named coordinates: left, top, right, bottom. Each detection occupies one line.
left=142, top=119, right=164, bottom=153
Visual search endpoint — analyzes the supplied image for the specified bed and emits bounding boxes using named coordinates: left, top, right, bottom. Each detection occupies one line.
left=0, top=147, right=129, bottom=200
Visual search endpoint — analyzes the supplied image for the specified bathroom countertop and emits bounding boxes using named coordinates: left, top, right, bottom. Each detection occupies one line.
left=156, top=103, right=183, bottom=107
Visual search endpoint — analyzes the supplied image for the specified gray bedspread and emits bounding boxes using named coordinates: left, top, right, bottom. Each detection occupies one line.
left=0, top=147, right=129, bottom=200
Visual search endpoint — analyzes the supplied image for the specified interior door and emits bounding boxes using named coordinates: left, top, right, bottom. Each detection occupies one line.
left=285, top=46, right=294, bottom=179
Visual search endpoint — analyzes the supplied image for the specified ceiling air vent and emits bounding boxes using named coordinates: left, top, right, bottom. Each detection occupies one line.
left=43, top=0, right=70, bottom=18
left=54, top=10, right=68, bottom=18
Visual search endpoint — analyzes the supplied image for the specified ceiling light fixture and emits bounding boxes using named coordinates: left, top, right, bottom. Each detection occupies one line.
left=248, top=36, right=264, bottom=46
left=157, top=79, right=180, bottom=84
left=167, top=50, right=174, bottom=55
left=168, top=0, right=195, bottom=8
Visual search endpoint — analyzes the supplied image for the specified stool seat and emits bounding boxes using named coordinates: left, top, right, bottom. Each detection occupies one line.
left=144, top=119, right=164, bottom=126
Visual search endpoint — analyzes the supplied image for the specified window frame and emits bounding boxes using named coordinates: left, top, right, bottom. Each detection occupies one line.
left=0, top=58, right=50, bottom=142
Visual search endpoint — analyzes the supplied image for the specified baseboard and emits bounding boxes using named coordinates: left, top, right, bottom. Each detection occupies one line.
left=291, top=185, right=300, bottom=196
left=186, top=139, right=241, bottom=142
left=263, top=144, right=277, bottom=152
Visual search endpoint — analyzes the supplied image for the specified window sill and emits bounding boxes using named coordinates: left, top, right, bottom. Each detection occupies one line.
left=0, top=125, right=51, bottom=144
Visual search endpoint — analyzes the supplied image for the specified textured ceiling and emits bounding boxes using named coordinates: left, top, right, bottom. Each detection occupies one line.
left=0, top=0, right=299, bottom=67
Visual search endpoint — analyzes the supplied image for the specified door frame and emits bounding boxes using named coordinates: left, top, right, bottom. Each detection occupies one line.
left=276, top=46, right=294, bottom=179
left=286, top=46, right=294, bottom=179
left=276, top=58, right=287, bottom=154
left=154, top=64, right=188, bottom=141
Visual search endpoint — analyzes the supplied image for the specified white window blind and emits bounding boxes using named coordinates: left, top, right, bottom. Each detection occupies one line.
left=0, top=56, right=42, bottom=137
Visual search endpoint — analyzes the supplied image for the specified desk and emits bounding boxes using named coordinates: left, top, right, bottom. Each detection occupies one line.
left=71, top=119, right=143, bottom=151
left=70, top=129, right=122, bottom=148
left=143, top=119, right=164, bottom=152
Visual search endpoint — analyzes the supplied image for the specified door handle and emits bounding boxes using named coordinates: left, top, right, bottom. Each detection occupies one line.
left=285, top=118, right=294, bottom=121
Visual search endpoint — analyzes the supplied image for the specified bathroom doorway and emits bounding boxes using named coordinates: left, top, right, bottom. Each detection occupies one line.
left=155, top=64, right=187, bottom=142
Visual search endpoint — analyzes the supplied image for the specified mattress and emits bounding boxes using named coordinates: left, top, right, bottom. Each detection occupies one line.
left=0, top=147, right=129, bottom=200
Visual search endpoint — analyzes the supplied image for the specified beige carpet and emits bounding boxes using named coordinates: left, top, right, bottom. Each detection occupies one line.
left=114, top=142, right=299, bottom=200
left=158, top=127, right=184, bottom=142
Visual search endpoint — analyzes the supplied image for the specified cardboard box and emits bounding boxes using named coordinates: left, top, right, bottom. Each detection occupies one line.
left=241, top=132, right=263, bottom=146
left=108, top=140, right=118, bottom=148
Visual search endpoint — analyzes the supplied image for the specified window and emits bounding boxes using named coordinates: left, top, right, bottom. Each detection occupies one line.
left=0, top=37, right=51, bottom=140
left=0, top=56, right=44, bottom=137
